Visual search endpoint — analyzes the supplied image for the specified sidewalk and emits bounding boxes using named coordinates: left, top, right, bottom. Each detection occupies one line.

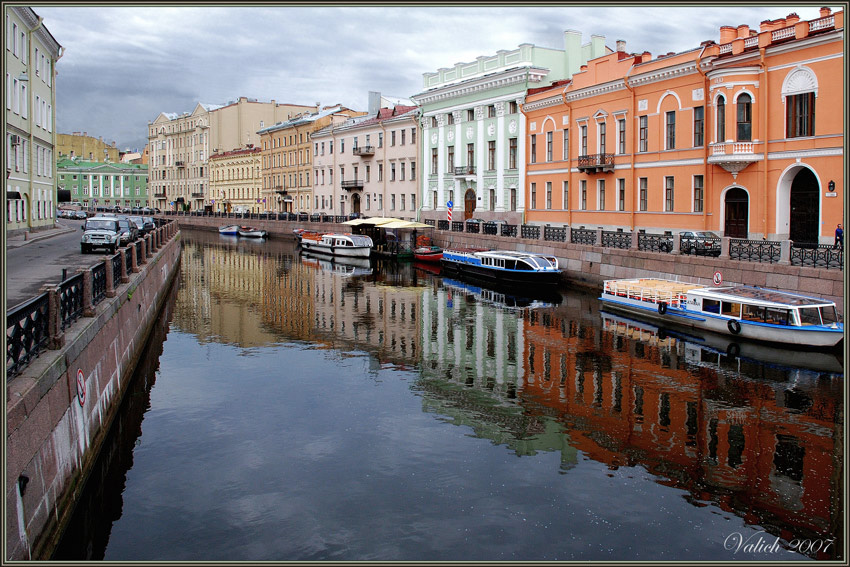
left=5, top=222, right=77, bottom=249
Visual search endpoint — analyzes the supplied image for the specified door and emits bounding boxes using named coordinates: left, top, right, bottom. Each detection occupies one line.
left=352, top=193, right=361, bottom=215
left=788, top=168, right=819, bottom=245
left=464, top=189, right=476, bottom=220
left=724, top=187, right=748, bottom=238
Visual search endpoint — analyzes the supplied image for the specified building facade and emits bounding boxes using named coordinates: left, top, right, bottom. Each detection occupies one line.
left=56, top=158, right=150, bottom=209
left=412, top=32, right=609, bottom=226
left=56, top=132, right=119, bottom=163
left=209, top=146, right=262, bottom=213
left=5, top=6, right=62, bottom=234
left=148, top=97, right=316, bottom=212
left=312, top=98, right=419, bottom=218
left=523, top=8, right=844, bottom=244
left=258, top=106, right=366, bottom=213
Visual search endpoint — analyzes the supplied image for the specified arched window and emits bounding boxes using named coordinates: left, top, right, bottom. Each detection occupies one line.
left=716, top=96, right=726, bottom=142
left=736, top=93, right=752, bottom=141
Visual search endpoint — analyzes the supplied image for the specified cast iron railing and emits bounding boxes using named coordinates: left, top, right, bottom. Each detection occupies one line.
left=571, top=228, right=596, bottom=245
left=112, top=253, right=123, bottom=285
left=59, top=273, right=84, bottom=330
left=791, top=244, right=843, bottom=270
left=544, top=226, right=567, bottom=242
left=730, top=239, right=781, bottom=264
left=521, top=225, right=540, bottom=239
left=638, top=233, right=672, bottom=253
left=602, top=230, right=632, bottom=249
left=6, top=293, right=50, bottom=378
left=92, top=263, right=107, bottom=305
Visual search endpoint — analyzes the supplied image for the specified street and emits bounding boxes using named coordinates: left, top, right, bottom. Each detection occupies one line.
left=6, top=218, right=106, bottom=309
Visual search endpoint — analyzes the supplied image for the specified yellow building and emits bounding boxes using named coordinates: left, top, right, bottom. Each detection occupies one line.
left=56, top=132, right=119, bottom=163
left=209, top=146, right=262, bottom=213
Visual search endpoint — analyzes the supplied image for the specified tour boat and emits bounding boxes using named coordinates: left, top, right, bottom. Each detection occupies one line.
left=299, top=232, right=373, bottom=258
left=413, top=245, right=443, bottom=263
left=219, top=225, right=240, bottom=235
left=599, top=278, right=843, bottom=348
left=440, top=249, right=562, bottom=287
left=442, top=277, right=561, bottom=310
left=237, top=226, right=268, bottom=238
left=301, top=251, right=372, bottom=277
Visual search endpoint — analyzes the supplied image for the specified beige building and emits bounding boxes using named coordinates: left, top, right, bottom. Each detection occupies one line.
left=209, top=146, right=262, bottom=213
left=258, top=105, right=366, bottom=213
left=312, top=94, right=420, bottom=218
left=56, top=132, right=119, bottom=162
left=148, top=97, right=316, bottom=211
left=5, top=6, right=63, bottom=234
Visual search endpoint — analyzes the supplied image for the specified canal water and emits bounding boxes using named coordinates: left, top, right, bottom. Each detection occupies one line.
left=53, top=229, right=844, bottom=562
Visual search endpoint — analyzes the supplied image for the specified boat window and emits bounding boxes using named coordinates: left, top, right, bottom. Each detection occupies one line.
left=742, top=304, right=766, bottom=322
left=702, top=299, right=720, bottom=314
left=798, top=307, right=822, bottom=326
left=765, top=307, right=790, bottom=326
left=505, top=260, right=517, bottom=270
left=721, top=301, right=741, bottom=317
left=515, top=261, right=533, bottom=270
left=820, top=306, right=838, bottom=325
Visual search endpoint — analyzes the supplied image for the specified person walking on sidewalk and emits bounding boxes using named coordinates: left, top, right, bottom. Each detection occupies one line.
left=835, top=223, right=843, bottom=249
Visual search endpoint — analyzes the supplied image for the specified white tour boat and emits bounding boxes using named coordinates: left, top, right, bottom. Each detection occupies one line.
left=600, top=278, right=843, bottom=348
left=219, top=225, right=240, bottom=235
left=299, top=232, right=373, bottom=258
left=441, top=249, right=562, bottom=287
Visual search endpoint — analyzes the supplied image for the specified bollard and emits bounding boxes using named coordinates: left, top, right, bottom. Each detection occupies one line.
left=130, top=244, right=140, bottom=273
left=120, top=247, right=130, bottom=283
left=40, top=284, right=65, bottom=350
left=105, top=254, right=116, bottom=298
left=78, top=268, right=95, bottom=317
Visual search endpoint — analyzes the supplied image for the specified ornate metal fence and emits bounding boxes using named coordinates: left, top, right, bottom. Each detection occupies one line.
left=437, top=220, right=449, bottom=231
left=501, top=224, right=518, bottom=237
left=602, top=230, right=632, bottom=249
left=92, top=263, right=107, bottom=306
left=451, top=221, right=464, bottom=232
left=638, top=233, right=672, bottom=253
left=124, top=246, right=133, bottom=270
left=729, top=239, right=781, bottom=263
left=135, top=241, right=143, bottom=265
left=112, top=253, right=123, bottom=285
left=6, top=293, right=50, bottom=378
left=571, top=228, right=596, bottom=245
left=466, top=221, right=480, bottom=234
left=482, top=222, right=498, bottom=235
left=544, top=226, right=567, bottom=242
left=791, top=244, right=844, bottom=270
left=59, top=273, right=84, bottom=330
left=521, top=225, right=540, bottom=239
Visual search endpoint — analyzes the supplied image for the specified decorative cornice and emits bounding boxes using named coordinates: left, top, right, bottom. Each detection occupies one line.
left=523, top=95, right=564, bottom=112
left=413, top=67, right=549, bottom=107
left=766, top=147, right=843, bottom=160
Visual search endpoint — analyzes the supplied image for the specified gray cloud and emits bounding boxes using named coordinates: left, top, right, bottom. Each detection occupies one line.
left=36, top=5, right=829, bottom=152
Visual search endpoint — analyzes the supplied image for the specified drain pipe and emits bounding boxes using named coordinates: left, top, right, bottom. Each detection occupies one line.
left=759, top=46, right=769, bottom=239
left=622, top=62, right=637, bottom=231
left=695, top=43, right=710, bottom=231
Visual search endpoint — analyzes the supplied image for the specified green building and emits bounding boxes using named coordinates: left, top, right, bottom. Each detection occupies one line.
left=57, top=158, right=149, bottom=209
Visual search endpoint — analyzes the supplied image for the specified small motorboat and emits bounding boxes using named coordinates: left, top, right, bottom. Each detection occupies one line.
left=300, top=232, right=373, bottom=258
left=237, top=226, right=268, bottom=238
left=414, top=245, right=443, bottom=262
left=219, top=225, right=240, bottom=235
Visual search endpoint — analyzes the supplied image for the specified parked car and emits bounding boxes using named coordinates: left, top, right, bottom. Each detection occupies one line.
left=116, top=218, right=139, bottom=245
left=129, top=215, right=155, bottom=235
left=80, top=218, right=121, bottom=253
left=680, top=230, right=721, bottom=256
left=73, top=210, right=88, bottom=219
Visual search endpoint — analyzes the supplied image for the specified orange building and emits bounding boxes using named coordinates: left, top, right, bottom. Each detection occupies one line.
left=523, top=9, right=844, bottom=244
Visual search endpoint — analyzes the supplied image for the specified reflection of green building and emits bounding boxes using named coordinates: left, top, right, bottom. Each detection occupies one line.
left=56, top=158, right=149, bottom=208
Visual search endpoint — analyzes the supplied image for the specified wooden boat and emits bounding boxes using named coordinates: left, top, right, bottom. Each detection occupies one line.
left=414, top=245, right=443, bottom=262
left=300, top=232, right=373, bottom=258
left=237, top=226, right=268, bottom=238
left=599, top=278, right=843, bottom=348
left=219, top=225, right=240, bottom=235
left=440, top=249, right=562, bottom=287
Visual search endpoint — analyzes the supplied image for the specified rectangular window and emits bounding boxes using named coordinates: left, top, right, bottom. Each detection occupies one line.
left=509, top=138, right=517, bottom=169
left=447, top=112, right=454, bottom=125
left=530, top=134, right=537, bottom=164
left=546, top=131, right=553, bottom=161
left=693, top=175, right=704, bottom=212
left=378, top=163, right=383, bottom=181
left=509, top=101, right=518, bottom=114
left=488, top=105, right=496, bottom=118
left=693, top=106, right=704, bottom=147
left=598, top=179, right=605, bottom=211
left=530, top=183, right=537, bottom=209
left=786, top=92, right=815, bottom=138
left=665, top=111, right=676, bottom=149
left=401, top=129, right=405, bottom=145
left=562, top=181, right=569, bottom=210
left=466, top=143, right=474, bottom=168
left=467, top=109, right=475, bottom=121
left=378, top=132, right=383, bottom=147
left=391, top=131, right=396, bottom=146
left=639, top=116, right=648, bottom=152
left=391, top=194, right=396, bottom=210
left=546, top=181, right=552, bottom=209
left=665, top=176, right=674, bottom=211
left=563, top=129, right=569, bottom=160
left=488, top=140, right=496, bottom=170
left=411, top=162, right=416, bottom=180
left=617, top=119, right=626, bottom=154
left=599, top=122, right=606, bottom=154
left=580, top=180, right=587, bottom=210
left=618, top=178, right=626, bottom=211
left=431, top=148, right=438, bottom=174
left=340, top=139, right=345, bottom=153
left=447, top=146, right=454, bottom=171
left=580, top=125, right=588, bottom=155
left=401, top=194, right=405, bottom=209
left=411, top=127, right=416, bottom=144
left=400, top=162, right=405, bottom=181
left=365, top=165, right=370, bottom=182
left=639, top=177, right=648, bottom=211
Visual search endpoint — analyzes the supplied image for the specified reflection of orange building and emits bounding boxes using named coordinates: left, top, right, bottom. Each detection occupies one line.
left=524, top=9, right=844, bottom=244
left=519, top=307, right=841, bottom=556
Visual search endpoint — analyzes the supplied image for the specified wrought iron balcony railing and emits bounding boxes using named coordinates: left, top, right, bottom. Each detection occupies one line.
left=577, top=153, right=614, bottom=173
left=353, top=145, right=375, bottom=156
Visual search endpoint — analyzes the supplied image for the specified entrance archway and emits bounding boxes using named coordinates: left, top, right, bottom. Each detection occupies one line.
left=351, top=193, right=361, bottom=215
left=788, top=168, right=819, bottom=244
left=464, top=189, right=476, bottom=220
left=724, top=188, right=748, bottom=238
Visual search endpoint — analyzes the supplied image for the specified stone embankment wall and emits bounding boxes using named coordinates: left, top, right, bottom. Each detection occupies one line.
left=5, top=225, right=182, bottom=560
left=167, top=215, right=844, bottom=317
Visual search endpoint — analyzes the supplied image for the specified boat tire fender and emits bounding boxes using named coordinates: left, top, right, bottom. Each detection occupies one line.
left=727, top=319, right=742, bottom=335
left=658, top=302, right=668, bottom=315
left=726, top=342, right=741, bottom=358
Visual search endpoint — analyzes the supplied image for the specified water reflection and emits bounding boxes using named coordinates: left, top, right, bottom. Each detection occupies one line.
left=57, top=229, right=843, bottom=561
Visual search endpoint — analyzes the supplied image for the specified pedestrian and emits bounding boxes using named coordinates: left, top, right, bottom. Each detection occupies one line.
left=835, top=223, right=843, bottom=249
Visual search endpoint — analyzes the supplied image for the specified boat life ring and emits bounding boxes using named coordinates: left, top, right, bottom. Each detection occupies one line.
left=726, top=342, right=741, bottom=358
left=658, top=302, right=668, bottom=315
left=727, top=319, right=742, bottom=335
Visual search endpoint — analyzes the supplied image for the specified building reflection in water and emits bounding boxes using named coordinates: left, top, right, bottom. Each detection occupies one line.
left=171, top=230, right=842, bottom=560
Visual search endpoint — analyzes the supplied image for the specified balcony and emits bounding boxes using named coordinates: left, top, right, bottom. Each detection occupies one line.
left=191, top=192, right=204, bottom=198
left=175, top=161, right=185, bottom=167
left=353, top=145, right=375, bottom=156
left=154, top=192, right=166, bottom=198
left=577, top=153, right=614, bottom=173
left=273, top=186, right=288, bottom=196
left=707, top=141, right=761, bottom=178
left=341, top=179, right=364, bottom=191
left=453, top=166, right=476, bottom=178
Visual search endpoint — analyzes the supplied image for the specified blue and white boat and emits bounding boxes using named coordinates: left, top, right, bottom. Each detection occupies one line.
left=600, top=278, right=843, bottom=348
left=219, top=224, right=240, bottom=235
left=440, top=249, right=562, bottom=287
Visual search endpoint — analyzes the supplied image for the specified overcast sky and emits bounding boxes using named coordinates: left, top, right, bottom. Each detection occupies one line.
left=34, top=4, right=833, bottom=153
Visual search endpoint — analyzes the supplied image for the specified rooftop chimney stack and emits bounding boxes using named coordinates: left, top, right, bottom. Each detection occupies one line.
left=720, top=25, right=736, bottom=43
left=616, top=39, right=626, bottom=52
left=820, top=6, right=831, bottom=17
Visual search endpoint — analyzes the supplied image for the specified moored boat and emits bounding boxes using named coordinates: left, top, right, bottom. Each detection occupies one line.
left=237, top=226, right=268, bottom=238
left=300, top=232, right=373, bottom=258
left=599, top=278, right=843, bottom=348
left=413, top=245, right=443, bottom=262
left=440, top=249, right=562, bottom=287
left=219, top=224, right=240, bottom=235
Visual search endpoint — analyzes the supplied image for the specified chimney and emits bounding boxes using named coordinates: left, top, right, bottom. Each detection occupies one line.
left=83, top=131, right=87, bottom=137
left=642, top=51, right=652, bottom=63
left=720, top=25, right=736, bottom=43
left=786, top=13, right=800, bottom=25
left=736, top=24, right=750, bottom=38
left=616, top=39, right=626, bottom=52
left=368, top=91, right=381, bottom=115
left=820, top=7, right=831, bottom=17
